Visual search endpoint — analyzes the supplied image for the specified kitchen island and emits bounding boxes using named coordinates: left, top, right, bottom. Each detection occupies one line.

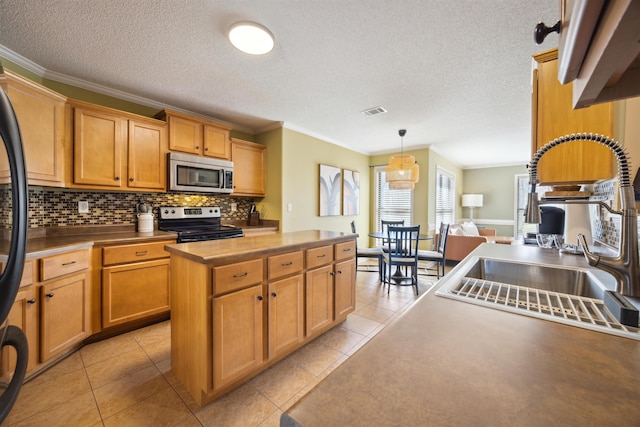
left=164, top=230, right=357, bottom=406
left=282, top=243, right=640, bottom=426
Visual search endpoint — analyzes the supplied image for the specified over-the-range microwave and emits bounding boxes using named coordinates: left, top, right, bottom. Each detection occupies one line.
left=168, top=152, right=234, bottom=194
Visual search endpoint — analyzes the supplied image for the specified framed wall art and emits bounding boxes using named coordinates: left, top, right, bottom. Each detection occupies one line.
left=319, top=164, right=341, bottom=216
left=342, top=169, right=360, bottom=215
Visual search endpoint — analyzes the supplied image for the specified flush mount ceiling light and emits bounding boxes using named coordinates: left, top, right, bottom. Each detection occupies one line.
left=386, top=129, right=419, bottom=190
left=228, top=21, right=274, bottom=55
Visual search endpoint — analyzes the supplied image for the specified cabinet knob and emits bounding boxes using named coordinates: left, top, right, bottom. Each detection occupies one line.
left=271, top=292, right=277, bottom=297
left=27, top=298, right=36, bottom=304
left=337, top=270, right=343, bottom=274
left=257, top=295, right=263, bottom=301
left=195, top=145, right=200, bottom=149
left=45, top=292, right=54, bottom=298
left=205, top=147, right=209, bottom=151
left=129, top=177, right=134, bottom=182
left=329, top=271, right=335, bottom=276
left=114, top=176, right=120, bottom=181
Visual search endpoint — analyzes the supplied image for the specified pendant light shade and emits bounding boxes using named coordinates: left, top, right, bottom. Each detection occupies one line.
left=386, top=129, right=419, bottom=190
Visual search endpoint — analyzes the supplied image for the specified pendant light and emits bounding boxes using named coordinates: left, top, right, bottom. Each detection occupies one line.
left=386, top=129, right=419, bottom=190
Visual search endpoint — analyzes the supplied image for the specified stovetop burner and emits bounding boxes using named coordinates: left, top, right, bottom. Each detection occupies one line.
left=158, top=206, right=244, bottom=242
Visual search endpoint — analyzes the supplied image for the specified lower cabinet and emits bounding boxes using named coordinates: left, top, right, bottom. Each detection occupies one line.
left=213, top=284, right=264, bottom=390
left=334, top=259, right=356, bottom=320
left=268, top=274, right=304, bottom=359
left=305, top=265, right=335, bottom=336
left=1, top=287, right=38, bottom=381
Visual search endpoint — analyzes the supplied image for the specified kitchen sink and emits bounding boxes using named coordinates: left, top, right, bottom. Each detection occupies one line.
left=436, top=257, right=640, bottom=340
left=463, top=258, right=605, bottom=299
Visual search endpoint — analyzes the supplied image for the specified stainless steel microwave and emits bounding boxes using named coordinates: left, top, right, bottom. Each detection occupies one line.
left=168, top=152, right=234, bottom=194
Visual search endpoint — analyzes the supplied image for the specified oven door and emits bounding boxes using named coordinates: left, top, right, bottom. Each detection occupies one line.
left=169, top=155, right=233, bottom=194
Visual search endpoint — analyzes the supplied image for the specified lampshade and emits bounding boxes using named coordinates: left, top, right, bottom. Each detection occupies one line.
left=386, top=129, right=419, bottom=190
left=462, top=194, right=483, bottom=208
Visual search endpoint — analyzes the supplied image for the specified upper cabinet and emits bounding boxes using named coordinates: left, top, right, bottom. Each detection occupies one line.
left=231, top=138, right=266, bottom=197
left=558, top=0, right=640, bottom=108
left=532, top=48, right=614, bottom=184
left=68, top=100, right=167, bottom=192
left=155, top=109, right=231, bottom=160
left=0, top=70, right=66, bottom=187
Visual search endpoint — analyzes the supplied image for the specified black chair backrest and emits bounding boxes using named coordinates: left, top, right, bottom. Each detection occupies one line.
left=387, top=225, right=420, bottom=257
left=381, top=219, right=404, bottom=233
left=350, top=220, right=356, bottom=234
left=438, top=223, right=450, bottom=254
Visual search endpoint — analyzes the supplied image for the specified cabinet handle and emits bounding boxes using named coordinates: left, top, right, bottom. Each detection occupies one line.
left=271, top=292, right=277, bottom=297
left=27, top=298, right=36, bottom=304
left=257, top=295, right=263, bottom=301
left=329, top=271, right=335, bottom=276
left=62, top=261, right=77, bottom=267
left=281, top=262, right=293, bottom=267
left=337, top=270, right=343, bottom=274
left=115, top=176, right=120, bottom=181
left=45, top=292, right=54, bottom=298
left=135, top=251, right=148, bottom=256
left=343, top=248, right=352, bottom=252
left=317, top=254, right=326, bottom=258
left=233, top=272, right=248, bottom=279
left=129, top=177, right=134, bottom=182
left=205, top=147, right=209, bottom=151
left=195, top=145, right=200, bottom=149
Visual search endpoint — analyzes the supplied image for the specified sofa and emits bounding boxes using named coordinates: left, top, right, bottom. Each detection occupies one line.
left=436, top=223, right=512, bottom=262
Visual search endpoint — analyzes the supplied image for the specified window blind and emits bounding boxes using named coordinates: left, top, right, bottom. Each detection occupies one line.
left=435, top=166, right=455, bottom=228
left=374, top=166, right=413, bottom=234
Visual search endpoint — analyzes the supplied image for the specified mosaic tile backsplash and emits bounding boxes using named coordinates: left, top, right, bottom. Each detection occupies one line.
left=0, top=187, right=256, bottom=230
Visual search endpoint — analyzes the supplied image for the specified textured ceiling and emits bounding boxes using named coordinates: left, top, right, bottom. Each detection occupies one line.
left=0, top=0, right=560, bottom=168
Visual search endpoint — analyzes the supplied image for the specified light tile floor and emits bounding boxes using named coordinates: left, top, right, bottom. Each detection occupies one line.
left=3, top=262, right=449, bottom=427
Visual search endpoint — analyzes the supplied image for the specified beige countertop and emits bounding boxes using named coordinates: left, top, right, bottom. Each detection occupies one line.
left=282, top=243, right=640, bottom=426
left=165, top=230, right=353, bottom=265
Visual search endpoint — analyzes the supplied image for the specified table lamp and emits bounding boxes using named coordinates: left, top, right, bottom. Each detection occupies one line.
left=462, top=194, right=483, bottom=221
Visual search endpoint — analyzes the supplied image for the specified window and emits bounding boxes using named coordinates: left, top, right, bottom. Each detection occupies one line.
left=514, top=174, right=551, bottom=238
left=374, top=166, right=413, bottom=234
left=435, top=166, right=455, bottom=229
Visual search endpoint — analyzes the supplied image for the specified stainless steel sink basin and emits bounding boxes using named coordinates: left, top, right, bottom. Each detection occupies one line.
left=463, top=258, right=605, bottom=299
left=436, top=256, right=640, bottom=340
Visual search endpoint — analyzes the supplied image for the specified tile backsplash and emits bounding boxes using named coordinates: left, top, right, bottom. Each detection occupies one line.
left=0, top=187, right=256, bottom=230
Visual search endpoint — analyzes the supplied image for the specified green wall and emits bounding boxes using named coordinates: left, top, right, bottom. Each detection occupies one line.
left=462, top=165, right=528, bottom=236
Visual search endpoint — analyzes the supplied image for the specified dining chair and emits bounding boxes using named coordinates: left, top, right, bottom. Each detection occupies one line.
left=350, top=221, right=383, bottom=280
left=379, top=219, right=405, bottom=252
left=418, top=223, right=450, bottom=278
left=381, top=225, right=420, bottom=295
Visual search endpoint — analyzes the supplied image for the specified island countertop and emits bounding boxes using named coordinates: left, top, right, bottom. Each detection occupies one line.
left=165, top=229, right=354, bottom=264
left=281, top=243, right=640, bottom=426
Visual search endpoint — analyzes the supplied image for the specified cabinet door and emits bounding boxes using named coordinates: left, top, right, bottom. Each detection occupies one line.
left=40, top=272, right=90, bottom=362
left=268, top=274, right=304, bottom=359
left=73, top=106, right=127, bottom=187
left=167, top=114, right=202, bottom=154
left=128, top=119, right=167, bottom=190
left=0, top=72, right=66, bottom=186
left=203, top=124, right=230, bottom=159
left=231, top=139, right=266, bottom=196
left=533, top=49, right=614, bottom=184
left=0, top=287, right=38, bottom=381
left=102, top=259, right=170, bottom=328
left=213, top=284, right=264, bottom=390
left=334, top=259, right=356, bottom=320
left=305, top=265, right=334, bottom=337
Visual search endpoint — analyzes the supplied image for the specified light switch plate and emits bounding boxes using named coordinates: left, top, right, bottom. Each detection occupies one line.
left=78, top=201, right=89, bottom=213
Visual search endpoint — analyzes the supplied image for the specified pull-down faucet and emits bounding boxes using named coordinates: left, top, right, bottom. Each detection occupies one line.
left=525, top=133, right=640, bottom=298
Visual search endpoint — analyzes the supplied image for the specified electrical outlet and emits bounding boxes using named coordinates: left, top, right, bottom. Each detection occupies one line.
left=230, top=203, right=238, bottom=212
left=287, top=203, right=293, bottom=212
left=78, top=201, right=89, bottom=213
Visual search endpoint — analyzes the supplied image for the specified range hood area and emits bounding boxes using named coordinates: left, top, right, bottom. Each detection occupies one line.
left=558, top=0, right=640, bottom=108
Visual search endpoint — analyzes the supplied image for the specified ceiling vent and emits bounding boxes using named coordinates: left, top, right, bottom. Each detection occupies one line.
left=361, top=106, right=387, bottom=116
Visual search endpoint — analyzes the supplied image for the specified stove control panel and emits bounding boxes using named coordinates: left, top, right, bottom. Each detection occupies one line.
left=159, top=206, right=221, bottom=220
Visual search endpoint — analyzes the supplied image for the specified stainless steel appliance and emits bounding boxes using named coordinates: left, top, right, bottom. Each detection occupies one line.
left=0, top=69, right=29, bottom=422
left=158, top=206, right=244, bottom=242
left=168, top=152, right=234, bottom=194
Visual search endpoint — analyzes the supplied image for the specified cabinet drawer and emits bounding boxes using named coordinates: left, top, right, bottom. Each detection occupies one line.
left=39, top=249, right=89, bottom=281
left=214, top=259, right=263, bottom=295
left=103, top=240, right=173, bottom=266
left=306, top=245, right=334, bottom=270
left=0, top=259, right=35, bottom=288
left=268, top=251, right=303, bottom=280
left=335, top=241, right=356, bottom=261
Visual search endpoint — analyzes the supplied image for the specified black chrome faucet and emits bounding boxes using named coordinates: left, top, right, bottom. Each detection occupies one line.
left=524, top=133, right=640, bottom=298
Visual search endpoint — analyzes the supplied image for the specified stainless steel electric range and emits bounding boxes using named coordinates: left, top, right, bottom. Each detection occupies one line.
left=157, top=206, right=244, bottom=242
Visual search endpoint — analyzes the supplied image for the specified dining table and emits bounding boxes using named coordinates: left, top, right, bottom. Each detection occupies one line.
left=368, top=230, right=434, bottom=283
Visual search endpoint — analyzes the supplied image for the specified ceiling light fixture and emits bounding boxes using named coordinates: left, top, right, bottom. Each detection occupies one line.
left=386, top=129, right=419, bottom=190
left=228, top=21, right=274, bottom=55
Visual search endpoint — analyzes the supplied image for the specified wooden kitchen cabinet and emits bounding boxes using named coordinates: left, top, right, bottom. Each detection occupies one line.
left=305, top=245, right=335, bottom=336
left=231, top=138, right=266, bottom=197
left=99, top=240, right=173, bottom=329
left=69, top=100, right=167, bottom=191
left=156, top=109, right=231, bottom=159
left=334, top=241, right=357, bottom=320
left=0, top=70, right=66, bottom=187
left=213, top=284, right=264, bottom=390
left=532, top=48, right=614, bottom=184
